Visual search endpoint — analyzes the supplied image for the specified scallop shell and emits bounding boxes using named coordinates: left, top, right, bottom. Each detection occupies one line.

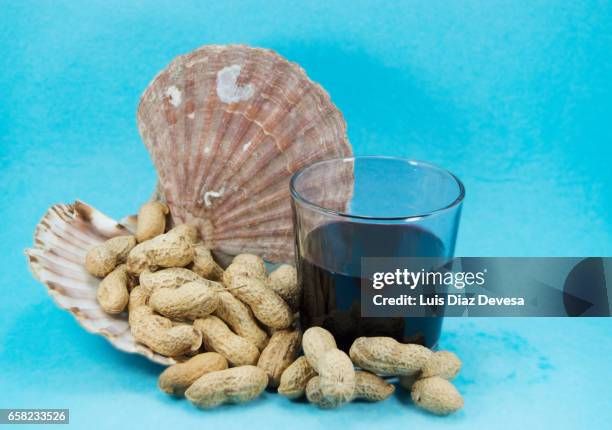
left=25, top=45, right=353, bottom=364
left=25, top=201, right=176, bottom=365
left=137, top=45, right=352, bottom=263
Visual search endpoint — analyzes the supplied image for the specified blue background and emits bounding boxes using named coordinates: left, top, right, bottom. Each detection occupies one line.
left=1, top=1, right=611, bottom=428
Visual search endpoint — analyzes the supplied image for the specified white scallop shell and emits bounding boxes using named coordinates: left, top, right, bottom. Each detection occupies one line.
left=25, top=201, right=176, bottom=365
left=138, top=45, right=353, bottom=263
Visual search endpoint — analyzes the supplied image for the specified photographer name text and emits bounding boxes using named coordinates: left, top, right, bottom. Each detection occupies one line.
left=372, top=294, right=525, bottom=307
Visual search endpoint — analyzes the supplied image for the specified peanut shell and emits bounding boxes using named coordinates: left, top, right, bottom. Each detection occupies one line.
left=349, top=336, right=432, bottom=376
left=158, top=352, right=228, bottom=396
left=149, top=280, right=220, bottom=320
left=194, top=316, right=259, bottom=366
left=420, top=350, right=462, bottom=380
left=302, top=326, right=337, bottom=372
left=278, top=356, right=317, bottom=399
left=97, top=264, right=129, bottom=314
left=256, top=329, right=301, bottom=388
left=185, top=365, right=268, bottom=408
left=411, top=376, right=464, bottom=415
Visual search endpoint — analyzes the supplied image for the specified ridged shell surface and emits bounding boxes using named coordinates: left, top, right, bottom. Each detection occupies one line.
left=25, top=201, right=176, bottom=365
left=137, top=45, right=352, bottom=262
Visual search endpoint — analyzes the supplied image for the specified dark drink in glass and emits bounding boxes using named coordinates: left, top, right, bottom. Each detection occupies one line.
left=290, top=157, right=464, bottom=351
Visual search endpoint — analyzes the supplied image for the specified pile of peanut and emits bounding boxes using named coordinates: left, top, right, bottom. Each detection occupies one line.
left=85, top=201, right=464, bottom=415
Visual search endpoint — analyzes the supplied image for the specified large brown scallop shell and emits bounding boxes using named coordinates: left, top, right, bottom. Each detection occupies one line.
left=137, top=45, right=352, bottom=263
left=25, top=45, right=353, bottom=364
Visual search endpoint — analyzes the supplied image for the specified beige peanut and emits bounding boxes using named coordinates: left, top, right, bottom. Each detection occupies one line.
left=191, top=244, right=224, bottom=281
left=105, top=235, right=137, bottom=262
left=228, top=276, right=293, bottom=329
left=85, top=235, right=137, bottom=277
left=129, top=306, right=202, bottom=356
left=232, top=254, right=266, bottom=275
left=128, top=285, right=149, bottom=311
left=305, top=377, right=331, bottom=408
left=411, top=376, right=464, bottom=415
left=316, top=349, right=355, bottom=408
left=306, top=371, right=394, bottom=407
left=127, top=226, right=194, bottom=275
left=305, top=377, right=352, bottom=409
left=170, top=223, right=199, bottom=244
left=139, top=267, right=202, bottom=293
left=185, top=365, right=268, bottom=408
left=194, top=316, right=259, bottom=366
left=256, top=329, right=301, bottom=388
left=267, top=264, right=300, bottom=310
left=349, top=337, right=432, bottom=376
left=85, top=246, right=116, bottom=278
left=97, top=264, right=130, bottom=314
left=420, top=351, right=462, bottom=380
left=278, top=356, right=317, bottom=399
left=353, top=371, right=395, bottom=401
left=214, top=290, right=268, bottom=351
left=223, top=258, right=267, bottom=287
left=158, top=352, right=228, bottom=396
left=149, top=280, right=220, bottom=320
left=136, top=201, right=168, bottom=242
left=302, top=326, right=337, bottom=372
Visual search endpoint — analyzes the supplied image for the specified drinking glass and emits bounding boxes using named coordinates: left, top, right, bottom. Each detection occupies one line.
left=290, top=156, right=465, bottom=350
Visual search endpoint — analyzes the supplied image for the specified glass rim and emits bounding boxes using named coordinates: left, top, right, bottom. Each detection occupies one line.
left=289, top=155, right=465, bottom=221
